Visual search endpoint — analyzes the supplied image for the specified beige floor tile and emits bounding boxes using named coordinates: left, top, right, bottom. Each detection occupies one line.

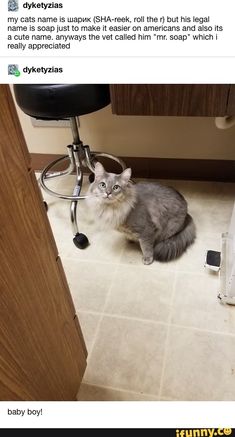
left=105, top=265, right=175, bottom=323
left=40, top=172, right=235, bottom=401
left=45, top=214, right=93, bottom=256
left=44, top=187, right=97, bottom=233
left=77, top=383, right=158, bottom=401
left=43, top=195, right=96, bottom=259
left=62, top=259, right=116, bottom=312
left=171, top=272, right=235, bottom=334
left=77, top=312, right=102, bottom=353
left=84, top=316, right=167, bottom=396
left=51, top=217, right=125, bottom=261
left=42, top=178, right=76, bottom=199
left=175, top=234, right=221, bottom=273
left=46, top=197, right=90, bottom=226
left=161, top=326, right=235, bottom=400
left=189, top=199, right=233, bottom=235
left=185, top=181, right=235, bottom=203
left=46, top=216, right=76, bottom=255
left=75, top=230, right=125, bottom=264
left=119, top=239, right=178, bottom=271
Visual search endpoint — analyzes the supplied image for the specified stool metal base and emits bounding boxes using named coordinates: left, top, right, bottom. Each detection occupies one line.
left=39, top=142, right=126, bottom=248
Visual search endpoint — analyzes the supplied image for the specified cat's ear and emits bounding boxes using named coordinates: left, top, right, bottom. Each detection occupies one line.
left=94, top=162, right=105, bottom=179
left=120, top=168, right=132, bottom=184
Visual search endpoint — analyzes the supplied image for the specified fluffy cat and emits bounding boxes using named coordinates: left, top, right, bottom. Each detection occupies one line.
left=86, top=162, right=196, bottom=264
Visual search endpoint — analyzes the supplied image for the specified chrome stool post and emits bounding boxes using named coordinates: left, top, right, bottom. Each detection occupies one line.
left=70, top=143, right=88, bottom=248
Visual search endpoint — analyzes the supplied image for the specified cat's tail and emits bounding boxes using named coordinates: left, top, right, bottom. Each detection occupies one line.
left=154, top=214, right=196, bottom=262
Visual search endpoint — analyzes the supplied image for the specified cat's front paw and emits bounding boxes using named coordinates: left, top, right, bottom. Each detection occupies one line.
left=142, top=256, right=154, bottom=265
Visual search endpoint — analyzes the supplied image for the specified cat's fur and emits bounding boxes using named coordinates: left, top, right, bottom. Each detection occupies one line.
left=86, top=162, right=196, bottom=264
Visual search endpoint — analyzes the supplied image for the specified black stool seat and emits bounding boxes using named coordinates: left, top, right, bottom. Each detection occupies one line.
left=13, top=84, right=110, bottom=119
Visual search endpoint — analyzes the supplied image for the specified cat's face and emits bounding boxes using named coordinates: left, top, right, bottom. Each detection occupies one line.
left=91, top=162, right=132, bottom=204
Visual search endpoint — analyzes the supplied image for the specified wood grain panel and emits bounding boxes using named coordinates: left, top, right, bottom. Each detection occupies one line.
left=56, top=257, right=87, bottom=357
left=0, top=85, right=31, bottom=170
left=29, top=169, right=59, bottom=257
left=110, top=85, right=230, bottom=116
left=0, top=85, right=86, bottom=400
left=227, top=85, right=235, bottom=115
left=0, top=170, right=86, bottom=400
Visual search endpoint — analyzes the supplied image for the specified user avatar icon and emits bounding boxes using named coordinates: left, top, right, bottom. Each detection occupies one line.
left=8, top=0, right=19, bottom=12
left=8, top=64, right=20, bottom=77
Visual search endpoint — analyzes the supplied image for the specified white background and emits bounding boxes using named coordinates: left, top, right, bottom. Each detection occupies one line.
left=1, top=1, right=235, bottom=429
left=2, top=0, right=234, bottom=56
left=2, top=57, right=235, bottom=84
left=1, top=401, right=235, bottom=428
left=1, top=0, right=235, bottom=82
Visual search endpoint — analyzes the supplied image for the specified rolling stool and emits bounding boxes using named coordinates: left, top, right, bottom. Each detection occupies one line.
left=13, top=84, right=126, bottom=249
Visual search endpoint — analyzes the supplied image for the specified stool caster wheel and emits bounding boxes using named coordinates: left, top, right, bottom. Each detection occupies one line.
left=89, top=173, right=95, bottom=183
left=43, top=201, right=48, bottom=212
left=73, top=233, right=89, bottom=249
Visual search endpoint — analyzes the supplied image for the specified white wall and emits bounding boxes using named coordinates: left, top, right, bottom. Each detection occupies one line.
left=12, top=89, right=235, bottom=160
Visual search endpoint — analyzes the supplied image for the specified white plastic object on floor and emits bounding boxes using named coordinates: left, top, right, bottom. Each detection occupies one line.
left=218, top=203, right=235, bottom=305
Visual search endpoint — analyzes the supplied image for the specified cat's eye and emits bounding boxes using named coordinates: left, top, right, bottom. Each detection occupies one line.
left=99, top=182, right=106, bottom=189
left=113, top=184, right=120, bottom=191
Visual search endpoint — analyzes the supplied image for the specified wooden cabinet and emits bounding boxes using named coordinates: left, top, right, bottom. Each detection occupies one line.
left=110, top=85, right=235, bottom=116
left=0, top=85, right=87, bottom=400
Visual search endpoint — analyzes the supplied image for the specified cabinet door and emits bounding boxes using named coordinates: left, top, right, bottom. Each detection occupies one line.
left=110, top=84, right=231, bottom=116
left=227, top=85, right=235, bottom=115
left=0, top=85, right=87, bottom=400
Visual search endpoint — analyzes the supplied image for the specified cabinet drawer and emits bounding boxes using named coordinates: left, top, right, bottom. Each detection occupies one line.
left=110, top=84, right=232, bottom=116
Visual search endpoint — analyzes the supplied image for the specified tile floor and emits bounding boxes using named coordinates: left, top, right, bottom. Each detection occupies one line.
left=38, top=173, right=235, bottom=401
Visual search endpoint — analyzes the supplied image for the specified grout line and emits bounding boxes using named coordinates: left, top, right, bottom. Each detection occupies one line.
left=101, top=312, right=170, bottom=328
left=78, top=309, right=169, bottom=325
left=79, top=381, right=160, bottom=400
left=102, top=247, right=125, bottom=315
left=85, top=312, right=103, bottom=358
left=62, top=254, right=178, bottom=272
left=116, top=261, right=177, bottom=272
left=171, top=323, right=235, bottom=338
left=158, top=270, right=178, bottom=399
left=83, top=313, right=102, bottom=363
left=62, top=254, right=177, bottom=271
left=61, top=252, right=220, bottom=276
left=61, top=256, right=124, bottom=267
left=84, top=260, right=122, bottom=363
left=174, top=268, right=220, bottom=276
left=61, top=254, right=221, bottom=278
left=77, top=309, right=235, bottom=338
left=78, top=310, right=104, bottom=317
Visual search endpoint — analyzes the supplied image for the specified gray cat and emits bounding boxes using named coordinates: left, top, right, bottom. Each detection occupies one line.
left=86, top=162, right=196, bottom=264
